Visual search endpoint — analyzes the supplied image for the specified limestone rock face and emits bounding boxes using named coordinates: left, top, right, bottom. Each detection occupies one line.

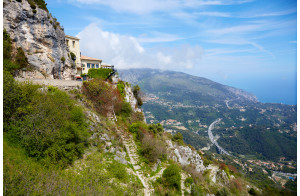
left=125, top=85, right=142, bottom=113
left=167, top=140, right=206, bottom=172
left=3, top=0, right=75, bottom=79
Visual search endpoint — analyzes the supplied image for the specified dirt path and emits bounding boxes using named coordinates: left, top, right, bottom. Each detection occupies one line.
left=15, top=78, right=82, bottom=87
left=118, top=130, right=152, bottom=196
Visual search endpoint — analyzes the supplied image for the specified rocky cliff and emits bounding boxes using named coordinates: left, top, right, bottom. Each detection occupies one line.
left=3, top=0, right=74, bottom=79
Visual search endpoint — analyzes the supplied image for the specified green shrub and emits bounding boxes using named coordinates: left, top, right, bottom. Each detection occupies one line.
left=28, top=0, right=36, bottom=9
left=3, top=71, right=22, bottom=130
left=117, top=80, right=126, bottom=98
left=107, top=160, right=128, bottom=181
left=117, top=101, right=132, bottom=118
left=70, top=52, right=76, bottom=61
left=87, top=68, right=112, bottom=79
left=3, top=59, right=20, bottom=73
left=133, top=85, right=143, bottom=107
left=148, top=123, right=164, bottom=134
left=216, top=187, right=230, bottom=196
left=60, top=56, right=65, bottom=63
left=172, top=132, right=184, bottom=145
left=184, top=177, right=194, bottom=187
left=162, top=164, right=181, bottom=192
left=191, top=184, right=205, bottom=195
left=5, top=83, right=89, bottom=168
left=34, top=0, right=48, bottom=11
left=15, top=47, right=29, bottom=69
left=3, top=29, right=12, bottom=60
left=248, top=188, right=257, bottom=195
left=128, top=121, right=147, bottom=134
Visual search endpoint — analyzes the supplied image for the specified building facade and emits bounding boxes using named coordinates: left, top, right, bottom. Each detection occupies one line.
left=65, top=35, right=81, bottom=76
left=66, top=35, right=114, bottom=78
left=81, top=55, right=102, bottom=74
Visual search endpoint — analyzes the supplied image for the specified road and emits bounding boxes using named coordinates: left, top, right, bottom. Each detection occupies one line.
left=207, top=119, right=230, bottom=155
left=15, top=78, right=82, bottom=87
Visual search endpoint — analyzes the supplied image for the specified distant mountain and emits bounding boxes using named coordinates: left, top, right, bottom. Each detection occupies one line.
left=119, top=68, right=258, bottom=106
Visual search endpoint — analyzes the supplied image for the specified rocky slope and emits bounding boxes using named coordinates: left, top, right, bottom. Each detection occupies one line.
left=3, top=0, right=75, bottom=79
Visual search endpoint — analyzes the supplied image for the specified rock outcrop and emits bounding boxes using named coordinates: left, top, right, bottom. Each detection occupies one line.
left=125, top=84, right=143, bottom=113
left=167, top=140, right=206, bottom=172
left=3, top=0, right=75, bottom=79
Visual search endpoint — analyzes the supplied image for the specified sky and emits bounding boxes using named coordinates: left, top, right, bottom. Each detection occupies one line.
left=47, top=0, right=297, bottom=104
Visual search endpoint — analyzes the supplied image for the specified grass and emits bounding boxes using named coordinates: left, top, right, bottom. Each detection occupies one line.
left=4, top=131, right=143, bottom=195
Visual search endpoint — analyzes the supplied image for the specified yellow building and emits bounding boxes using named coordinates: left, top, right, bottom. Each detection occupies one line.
left=65, top=35, right=114, bottom=78
left=65, top=35, right=81, bottom=75
left=80, top=55, right=102, bottom=74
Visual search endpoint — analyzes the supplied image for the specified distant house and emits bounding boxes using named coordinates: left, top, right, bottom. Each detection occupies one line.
left=81, top=55, right=102, bottom=74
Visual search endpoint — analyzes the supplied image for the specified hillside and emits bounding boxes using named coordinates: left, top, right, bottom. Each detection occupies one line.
left=3, top=1, right=296, bottom=195
left=119, top=68, right=258, bottom=106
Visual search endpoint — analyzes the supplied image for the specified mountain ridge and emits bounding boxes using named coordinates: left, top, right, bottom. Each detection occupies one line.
left=119, top=68, right=258, bottom=106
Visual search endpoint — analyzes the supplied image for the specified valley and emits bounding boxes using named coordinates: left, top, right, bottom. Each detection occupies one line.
left=119, top=68, right=297, bottom=190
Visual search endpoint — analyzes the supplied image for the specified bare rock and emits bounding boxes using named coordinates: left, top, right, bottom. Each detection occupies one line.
left=3, top=0, right=76, bottom=79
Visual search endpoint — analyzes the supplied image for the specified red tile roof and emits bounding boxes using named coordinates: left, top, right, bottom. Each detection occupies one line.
left=81, top=55, right=102, bottom=61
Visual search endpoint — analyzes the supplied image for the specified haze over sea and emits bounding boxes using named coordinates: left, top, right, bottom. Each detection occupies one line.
left=223, top=75, right=297, bottom=105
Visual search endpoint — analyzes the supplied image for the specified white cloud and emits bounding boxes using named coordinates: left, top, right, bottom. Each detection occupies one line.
left=77, top=23, right=204, bottom=70
left=196, top=11, right=231, bottom=17
left=137, top=32, right=182, bottom=43
left=240, top=8, right=296, bottom=18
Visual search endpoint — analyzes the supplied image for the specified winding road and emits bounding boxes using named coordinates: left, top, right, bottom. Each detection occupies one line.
left=208, top=119, right=230, bottom=155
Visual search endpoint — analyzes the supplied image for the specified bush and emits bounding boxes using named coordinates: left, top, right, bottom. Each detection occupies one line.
left=148, top=123, right=164, bottom=134
left=70, top=52, right=76, bottom=61
left=172, top=132, right=184, bottom=145
left=117, top=101, right=132, bottom=118
left=34, top=0, right=48, bottom=11
left=140, top=134, right=167, bottom=163
left=133, top=85, right=143, bottom=107
left=82, top=79, right=123, bottom=116
left=3, top=29, right=12, bottom=60
left=162, top=164, right=181, bottom=192
left=3, top=71, right=23, bottom=130
left=184, top=177, right=194, bottom=187
left=5, top=83, right=89, bottom=168
left=3, top=59, right=20, bottom=73
left=248, top=188, right=257, bottom=195
left=28, top=0, right=36, bottom=9
left=128, top=121, right=147, bottom=134
left=117, top=80, right=126, bottom=99
left=15, top=47, right=29, bottom=69
left=60, top=56, right=65, bottom=63
left=87, top=68, right=112, bottom=79
left=216, top=187, right=230, bottom=196
left=191, top=184, right=205, bottom=195
left=107, top=160, right=128, bottom=180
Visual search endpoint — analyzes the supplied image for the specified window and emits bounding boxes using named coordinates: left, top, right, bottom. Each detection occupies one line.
left=96, top=64, right=99, bottom=68
left=66, top=39, right=69, bottom=46
left=72, top=41, right=75, bottom=48
left=92, top=64, right=95, bottom=68
left=87, top=63, right=90, bottom=68
left=81, top=63, right=85, bottom=67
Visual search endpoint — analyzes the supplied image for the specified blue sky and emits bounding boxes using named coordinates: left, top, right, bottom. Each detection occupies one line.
left=47, top=0, right=297, bottom=104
